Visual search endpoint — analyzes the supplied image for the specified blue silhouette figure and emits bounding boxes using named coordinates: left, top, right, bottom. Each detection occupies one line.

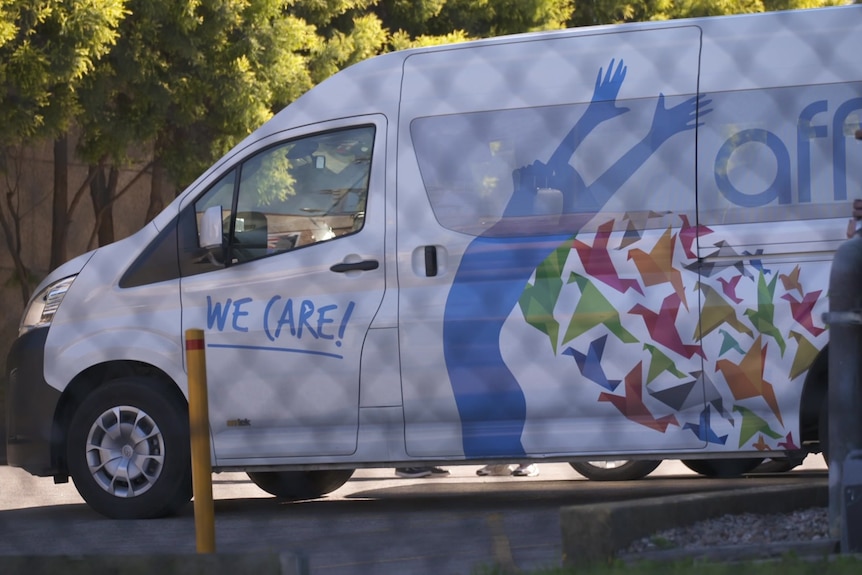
left=442, top=60, right=711, bottom=458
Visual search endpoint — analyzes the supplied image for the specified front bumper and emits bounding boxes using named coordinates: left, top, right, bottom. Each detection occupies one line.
left=5, top=327, right=62, bottom=476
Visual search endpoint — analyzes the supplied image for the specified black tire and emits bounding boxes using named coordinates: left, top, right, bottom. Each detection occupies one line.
left=66, top=378, right=192, bottom=519
left=569, top=460, right=661, bottom=481
left=681, top=458, right=763, bottom=478
left=751, top=457, right=802, bottom=473
left=247, top=469, right=355, bottom=500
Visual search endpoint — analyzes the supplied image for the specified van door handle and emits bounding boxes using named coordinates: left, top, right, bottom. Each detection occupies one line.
left=330, top=260, right=379, bottom=273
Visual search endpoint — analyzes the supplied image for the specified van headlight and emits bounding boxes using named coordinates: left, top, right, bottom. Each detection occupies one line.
left=20, top=275, right=76, bottom=335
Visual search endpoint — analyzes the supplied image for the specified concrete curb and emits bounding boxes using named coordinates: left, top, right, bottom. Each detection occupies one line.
left=0, top=551, right=309, bottom=575
left=560, top=481, right=829, bottom=567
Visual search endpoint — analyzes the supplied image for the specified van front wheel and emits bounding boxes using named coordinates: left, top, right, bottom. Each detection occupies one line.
left=247, top=469, right=355, bottom=500
left=66, top=378, right=192, bottom=519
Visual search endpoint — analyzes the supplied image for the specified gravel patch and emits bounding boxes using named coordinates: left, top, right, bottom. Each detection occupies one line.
left=623, top=507, right=830, bottom=553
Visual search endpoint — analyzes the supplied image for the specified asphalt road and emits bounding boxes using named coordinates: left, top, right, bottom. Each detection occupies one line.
left=0, top=458, right=828, bottom=574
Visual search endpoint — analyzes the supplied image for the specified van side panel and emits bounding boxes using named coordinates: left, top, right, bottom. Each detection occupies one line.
left=397, top=26, right=706, bottom=457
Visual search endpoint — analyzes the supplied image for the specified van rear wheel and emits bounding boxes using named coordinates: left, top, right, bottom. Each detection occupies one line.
left=66, top=378, right=192, bottom=519
left=681, top=458, right=762, bottom=478
left=569, top=460, right=660, bottom=481
left=247, top=469, right=354, bottom=500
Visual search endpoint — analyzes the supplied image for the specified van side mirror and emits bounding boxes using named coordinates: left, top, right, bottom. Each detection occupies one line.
left=200, top=205, right=224, bottom=249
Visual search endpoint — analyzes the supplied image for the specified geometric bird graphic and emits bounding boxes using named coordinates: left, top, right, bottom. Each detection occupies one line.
left=707, top=240, right=755, bottom=280
left=718, top=328, right=746, bottom=356
left=743, top=249, right=771, bottom=276
left=788, top=330, right=819, bottom=381
left=694, top=281, right=754, bottom=340
left=733, top=404, right=783, bottom=448
left=689, top=369, right=734, bottom=424
left=647, top=378, right=701, bottom=412
left=573, top=219, right=643, bottom=295
left=643, top=343, right=689, bottom=383
left=779, top=265, right=803, bottom=296
left=598, top=361, right=679, bottom=433
left=743, top=272, right=786, bottom=356
left=717, top=274, right=744, bottom=304
left=519, top=242, right=569, bottom=354
left=778, top=432, right=799, bottom=451
left=679, top=214, right=713, bottom=260
left=683, top=407, right=728, bottom=445
left=630, top=292, right=704, bottom=359
left=621, top=210, right=671, bottom=249
left=564, top=272, right=638, bottom=345
left=752, top=435, right=771, bottom=451
left=781, top=290, right=826, bottom=337
left=627, top=226, right=687, bottom=310
left=561, top=335, right=621, bottom=391
left=716, top=336, right=783, bottom=426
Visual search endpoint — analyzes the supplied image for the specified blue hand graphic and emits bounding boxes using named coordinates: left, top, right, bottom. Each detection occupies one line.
left=649, top=93, right=713, bottom=144
left=442, top=60, right=712, bottom=458
left=587, top=58, right=631, bottom=123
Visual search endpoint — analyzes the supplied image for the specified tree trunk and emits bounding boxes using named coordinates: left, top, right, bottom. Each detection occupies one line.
left=89, top=164, right=117, bottom=246
left=146, top=157, right=167, bottom=224
left=50, top=135, right=69, bottom=270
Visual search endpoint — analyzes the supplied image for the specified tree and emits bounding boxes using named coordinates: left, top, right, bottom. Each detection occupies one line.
left=372, top=0, right=573, bottom=38
left=0, top=0, right=126, bottom=297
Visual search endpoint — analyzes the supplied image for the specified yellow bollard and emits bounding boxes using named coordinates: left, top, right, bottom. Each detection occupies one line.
left=185, top=328, right=216, bottom=553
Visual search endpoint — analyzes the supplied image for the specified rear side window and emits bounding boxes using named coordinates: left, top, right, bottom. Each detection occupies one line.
left=411, top=96, right=697, bottom=237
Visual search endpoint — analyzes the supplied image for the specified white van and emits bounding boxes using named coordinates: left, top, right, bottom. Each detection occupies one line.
left=6, top=6, right=861, bottom=518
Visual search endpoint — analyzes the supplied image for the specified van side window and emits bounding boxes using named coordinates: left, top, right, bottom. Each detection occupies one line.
left=412, top=100, right=693, bottom=237
left=193, top=125, right=374, bottom=265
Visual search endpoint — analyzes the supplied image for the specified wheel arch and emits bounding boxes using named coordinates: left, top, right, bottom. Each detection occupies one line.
left=799, top=344, right=828, bottom=447
left=51, top=361, right=185, bottom=477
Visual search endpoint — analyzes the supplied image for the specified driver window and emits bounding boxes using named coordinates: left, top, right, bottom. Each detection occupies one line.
left=194, top=125, right=375, bottom=265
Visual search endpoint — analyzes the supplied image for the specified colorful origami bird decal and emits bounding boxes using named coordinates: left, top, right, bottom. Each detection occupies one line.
left=733, top=405, right=783, bottom=448
left=572, top=219, right=643, bottom=295
left=598, top=361, right=679, bottom=433
left=781, top=290, right=825, bottom=337
left=562, top=335, right=621, bottom=391
left=717, top=336, right=783, bottom=426
left=627, top=226, right=687, bottom=310
left=621, top=211, right=670, bottom=249
left=642, top=343, right=689, bottom=383
left=519, top=242, right=568, bottom=353
left=778, top=432, right=799, bottom=451
left=743, top=272, right=786, bottom=356
left=718, top=328, right=746, bottom=356
left=683, top=407, right=728, bottom=445
left=629, top=292, right=704, bottom=359
left=743, top=249, right=771, bottom=275
left=717, top=274, right=744, bottom=304
left=679, top=214, right=713, bottom=260
left=788, top=330, right=819, bottom=380
left=708, top=241, right=755, bottom=280
left=563, top=273, right=638, bottom=344
left=779, top=265, right=803, bottom=297
left=694, top=281, right=754, bottom=339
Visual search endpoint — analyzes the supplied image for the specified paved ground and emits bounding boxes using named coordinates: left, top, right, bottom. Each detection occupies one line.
left=0, top=455, right=828, bottom=511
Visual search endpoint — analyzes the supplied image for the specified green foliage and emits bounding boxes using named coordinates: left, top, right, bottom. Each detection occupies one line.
left=0, top=0, right=127, bottom=144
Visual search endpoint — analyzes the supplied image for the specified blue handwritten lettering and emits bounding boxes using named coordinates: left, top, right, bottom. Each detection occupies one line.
left=317, top=304, right=337, bottom=340
left=298, top=300, right=317, bottom=339
left=263, top=295, right=280, bottom=341
left=206, top=296, right=232, bottom=331
left=231, top=297, right=252, bottom=332
left=275, top=298, right=296, bottom=339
